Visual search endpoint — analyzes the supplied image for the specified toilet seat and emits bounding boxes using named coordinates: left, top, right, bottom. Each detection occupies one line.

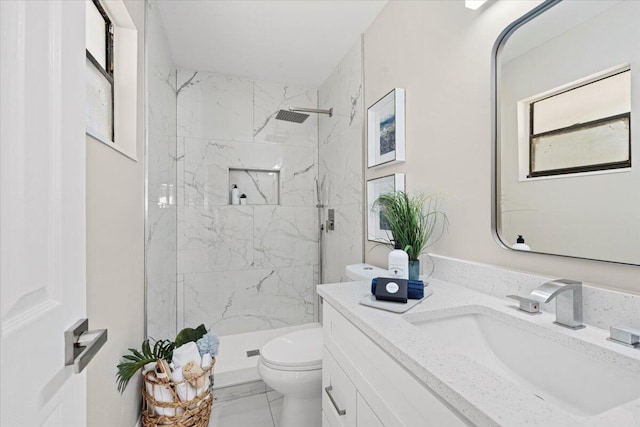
left=260, top=327, right=322, bottom=371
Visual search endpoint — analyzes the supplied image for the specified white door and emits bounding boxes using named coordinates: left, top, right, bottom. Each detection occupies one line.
left=1, top=1, right=88, bottom=426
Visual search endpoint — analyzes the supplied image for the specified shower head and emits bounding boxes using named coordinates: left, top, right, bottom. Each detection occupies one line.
left=276, top=109, right=310, bottom=123
left=275, top=107, right=333, bottom=124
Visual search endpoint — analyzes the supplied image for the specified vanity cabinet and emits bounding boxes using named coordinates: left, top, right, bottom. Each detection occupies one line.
left=322, top=303, right=469, bottom=427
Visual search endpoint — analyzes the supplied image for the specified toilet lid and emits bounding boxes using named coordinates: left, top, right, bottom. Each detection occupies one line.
left=260, top=327, right=323, bottom=370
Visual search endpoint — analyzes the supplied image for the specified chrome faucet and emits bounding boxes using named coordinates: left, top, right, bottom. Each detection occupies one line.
left=609, top=326, right=640, bottom=348
left=529, top=279, right=585, bottom=329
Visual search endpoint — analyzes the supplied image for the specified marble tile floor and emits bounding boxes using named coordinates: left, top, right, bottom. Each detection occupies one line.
left=209, top=390, right=283, bottom=427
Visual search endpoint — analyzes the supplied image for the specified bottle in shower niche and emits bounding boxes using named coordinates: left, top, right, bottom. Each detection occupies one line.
left=388, top=241, right=408, bottom=279
left=231, top=184, right=240, bottom=205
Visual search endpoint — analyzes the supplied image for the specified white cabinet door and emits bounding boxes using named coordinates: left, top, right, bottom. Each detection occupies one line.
left=323, top=349, right=357, bottom=427
left=1, top=1, right=87, bottom=426
left=356, top=392, right=384, bottom=427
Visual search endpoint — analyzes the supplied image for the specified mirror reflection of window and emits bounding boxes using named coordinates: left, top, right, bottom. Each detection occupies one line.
left=494, top=0, right=640, bottom=265
left=527, top=69, right=630, bottom=178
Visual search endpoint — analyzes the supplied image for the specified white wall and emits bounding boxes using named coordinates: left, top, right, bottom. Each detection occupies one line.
left=363, top=0, right=640, bottom=294
left=86, top=1, right=145, bottom=425
left=500, top=0, right=640, bottom=264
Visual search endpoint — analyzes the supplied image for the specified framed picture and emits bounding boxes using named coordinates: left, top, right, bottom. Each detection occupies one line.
left=367, top=174, right=405, bottom=242
left=367, top=88, right=405, bottom=168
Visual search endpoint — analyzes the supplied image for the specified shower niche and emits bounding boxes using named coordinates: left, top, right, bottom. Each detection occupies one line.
left=229, top=168, right=280, bottom=205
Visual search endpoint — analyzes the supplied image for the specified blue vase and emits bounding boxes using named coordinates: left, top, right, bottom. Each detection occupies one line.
left=408, top=260, right=420, bottom=281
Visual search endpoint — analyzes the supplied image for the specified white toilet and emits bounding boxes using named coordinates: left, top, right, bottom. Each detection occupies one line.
left=258, top=325, right=323, bottom=427
left=258, top=265, right=382, bottom=427
left=345, top=263, right=387, bottom=281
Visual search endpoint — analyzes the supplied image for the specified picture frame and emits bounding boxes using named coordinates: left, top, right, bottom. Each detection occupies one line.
left=367, top=88, right=405, bottom=168
left=367, top=174, right=405, bottom=242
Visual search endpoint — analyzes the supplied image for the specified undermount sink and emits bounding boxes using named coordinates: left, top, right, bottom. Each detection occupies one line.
left=409, top=309, right=640, bottom=416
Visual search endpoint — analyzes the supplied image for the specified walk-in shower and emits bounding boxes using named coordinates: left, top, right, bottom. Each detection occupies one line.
left=145, top=0, right=365, bottom=393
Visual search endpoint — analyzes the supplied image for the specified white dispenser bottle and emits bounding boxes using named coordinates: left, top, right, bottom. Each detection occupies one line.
left=388, top=241, right=409, bottom=279
left=231, top=184, right=240, bottom=205
left=512, top=235, right=530, bottom=251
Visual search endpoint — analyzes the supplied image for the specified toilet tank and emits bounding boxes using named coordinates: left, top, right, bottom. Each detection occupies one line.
left=344, top=263, right=387, bottom=281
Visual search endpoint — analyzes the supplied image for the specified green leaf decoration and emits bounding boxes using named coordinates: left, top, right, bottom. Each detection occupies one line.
left=115, top=339, right=174, bottom=394
left=174, top=323, right=208, bottom=348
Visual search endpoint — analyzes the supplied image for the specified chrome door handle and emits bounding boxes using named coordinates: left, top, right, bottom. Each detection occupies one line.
left=324, top=385, right=346, bottom=416
left=65, top=319, right=108, bottom=374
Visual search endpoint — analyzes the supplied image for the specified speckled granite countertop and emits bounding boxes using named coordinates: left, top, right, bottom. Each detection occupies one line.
left=317, top=279, right=640, bottom=427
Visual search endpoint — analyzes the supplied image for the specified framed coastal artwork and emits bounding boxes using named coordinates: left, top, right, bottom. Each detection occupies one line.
left=367, top=88, right=405, bottom=168
left=367, top=173, right=405, bottom=242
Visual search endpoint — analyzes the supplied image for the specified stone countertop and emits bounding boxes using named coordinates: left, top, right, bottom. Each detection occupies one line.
left=317, top=279, right=640, bottom=427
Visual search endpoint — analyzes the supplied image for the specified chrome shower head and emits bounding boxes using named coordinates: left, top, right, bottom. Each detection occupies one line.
left=275, top=107, right=333, bottom=124
left=275, top=109, right=310, bottom=123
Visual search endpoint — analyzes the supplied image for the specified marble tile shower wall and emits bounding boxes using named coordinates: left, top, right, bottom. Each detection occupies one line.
left=318, top=41, right=364, bottom=283
left=176, top=69, right=318, bottom=335
left=146, top=2, right=177, bottom=341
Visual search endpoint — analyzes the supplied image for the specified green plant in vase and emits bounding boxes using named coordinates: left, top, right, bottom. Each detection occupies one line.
left=374, top=191, right=448, bottom=280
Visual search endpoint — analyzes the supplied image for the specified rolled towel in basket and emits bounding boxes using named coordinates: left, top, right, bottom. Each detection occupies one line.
left=171, top=366, right=198, bottom=403
left=183, top=361, right=209, bottom=392
left=172, top=341, right=201, bottom=368
left=145, top=373, right=184, bottom=417
left=371, top=278, right=425, bottom=299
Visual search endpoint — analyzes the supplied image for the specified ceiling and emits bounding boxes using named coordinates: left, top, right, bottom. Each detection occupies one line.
left=154, top=0, right=388, bottom=88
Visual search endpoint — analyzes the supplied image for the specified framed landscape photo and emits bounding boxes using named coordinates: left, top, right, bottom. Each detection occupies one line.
left=367, top=88, right=405, bottom=168
left=367, top=174, right=405, bottom=242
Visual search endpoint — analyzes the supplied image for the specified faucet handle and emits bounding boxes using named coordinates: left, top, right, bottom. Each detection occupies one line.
left=609, top=326, right=640, bottom=348
left=507, top=295, right=541, bottom=314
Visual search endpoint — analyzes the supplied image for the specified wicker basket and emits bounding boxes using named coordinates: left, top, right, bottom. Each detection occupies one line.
left=141, top=359, right=215, bottom=427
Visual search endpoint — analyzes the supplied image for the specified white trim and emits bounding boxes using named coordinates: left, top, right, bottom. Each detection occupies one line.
left=86, top=128, right=138, bottom=161
left=519, top=167, right=631, bottom=183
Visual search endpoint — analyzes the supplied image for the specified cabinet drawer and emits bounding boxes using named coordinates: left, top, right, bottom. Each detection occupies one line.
left=323, top=349, right=356, bottom=427
left=357, top=392, right=384, bottom=427
left=323, top=303, right=469, bottom=427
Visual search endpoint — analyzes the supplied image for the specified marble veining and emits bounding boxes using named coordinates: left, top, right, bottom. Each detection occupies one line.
left=175, top=68, right=321, bottom=333
left=182, top=138, right=316, bottom=207
left=253, top=206, right=318, bottom=268
left=321, top=204, right=363, bottom=283
left=183, top=266, right=314, bottom=336
left=317, top=39, right=364, bottom=285
left=178, top=205, right=254, bottom=274
left=253, top=81, right=318, bottom=146
left=177, top=68, right=254, bottom=141
left=228, top=169, right=279, bottom=205
left=150, top=34, right=363, bottom=337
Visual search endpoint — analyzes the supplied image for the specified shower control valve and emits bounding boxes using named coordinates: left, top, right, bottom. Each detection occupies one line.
left=326, top=209, right=335, bottom=231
